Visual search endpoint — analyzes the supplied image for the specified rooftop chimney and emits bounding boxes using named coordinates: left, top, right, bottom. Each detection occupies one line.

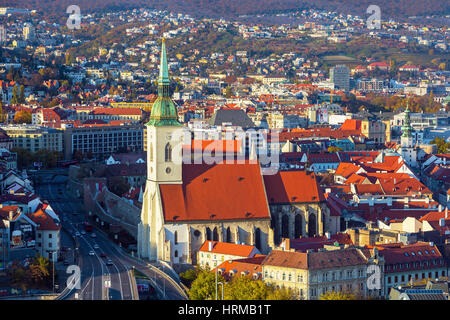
left=9, top=210, right=14, bottom=220
left=439, top=218, right=445, bottom=227
left=284, top=238, right=291, bottom=251
left=429, top=242, right=434, bottom=247
left=446, top=207, right=448, bottom=219
left=325, top=232, right=331, bottom=240
left=208, top=241, right=213, bottom=252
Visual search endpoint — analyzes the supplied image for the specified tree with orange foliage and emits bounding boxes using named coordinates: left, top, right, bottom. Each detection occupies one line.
left=13, top=110, right=32, bottom=124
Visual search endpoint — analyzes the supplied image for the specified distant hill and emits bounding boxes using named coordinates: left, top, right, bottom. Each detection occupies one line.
left=4, top=0, right=450, bottom=20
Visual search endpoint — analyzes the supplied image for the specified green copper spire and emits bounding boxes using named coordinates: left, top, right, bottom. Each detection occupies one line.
left=147, top=39, right=182, bottom=127
left=158, top=38, right=170, bottom=90
left=401, top=102, right=412, bottom=138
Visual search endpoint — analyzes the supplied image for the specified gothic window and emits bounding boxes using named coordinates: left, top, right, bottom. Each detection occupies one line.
left=213, top=227, right=219, bottom=241
left=281, top=214, right=289, bottom=238
left=174, top=231, right=178, bottom=245
left=308, top=213, right=316, bottom=237
left=294, top=214, right=303, bottom=238
left=255, top=228, right=261, bottom=251
left=165, top=143, right=172, bottom=162
left=226, top=227, right=232, bottom=243
left=206, top=228, right=212, bottom=241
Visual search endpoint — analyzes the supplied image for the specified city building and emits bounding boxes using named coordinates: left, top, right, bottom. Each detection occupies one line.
left=0, top=125, right=63, bottom=154
left=198, top=240, right=261, bottom=270
left=261, top=246, right=378, bottom=300
left=62, top=124, right=144, bottom=160
left=330, top=65, right=350, bottom=91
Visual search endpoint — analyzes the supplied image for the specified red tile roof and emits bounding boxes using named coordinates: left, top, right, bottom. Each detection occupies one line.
left=372, top=242, right=444, bottom=273
left=199, top=240, right=257, bottom=257
left=262, top=248, right=367, bottom=270
left=284, top=233, right=353, bottom=252
left=159, top=162, right=270, bottom=222
left=26, top=209, right=60, bottom=231
left=215, top=256, right=265, bottom=280
left=263, top=170, right=324, bottom=204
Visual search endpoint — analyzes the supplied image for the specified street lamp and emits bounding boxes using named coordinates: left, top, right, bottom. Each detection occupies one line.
left=51, top=251, right=56, bottom=293
left=212, top=258, right=224, bottom=300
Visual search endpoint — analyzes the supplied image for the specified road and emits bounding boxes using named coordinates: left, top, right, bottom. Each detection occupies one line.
left=33, top=172, right=187, bottom=300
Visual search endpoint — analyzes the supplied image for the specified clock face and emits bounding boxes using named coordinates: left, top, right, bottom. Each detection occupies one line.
left=166, top=167, right=171, bottom=174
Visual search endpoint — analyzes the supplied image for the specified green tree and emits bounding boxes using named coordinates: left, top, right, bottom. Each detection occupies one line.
left=179, top=267, right=201, bottom=288
left=11, top=147, right=33, bottom=168
left=107, top=176, right=131, bottom=197
left=34, top=149, right=61, bottom=168
left=0, top=101, right=5, bottom=123
left=223, top=276, right=294, bottom=300
left=223, top=276, right=270, bottom=300
left=27, top=254, right=51, bottom=286
left=11, top=85, right=19, bottom=105
left=430, top=137, right=450, bottom=154
left=19, top=85, right=25, bottom=103
left=224, top=86, right=233, bottom=98
left=319, top=290, right=357, bottom=300
left=189, top=270, right=225, bottom=300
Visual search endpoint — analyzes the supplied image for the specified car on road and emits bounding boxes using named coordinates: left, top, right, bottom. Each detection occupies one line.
left=91, top=233, right=96, bottom=238
left=89, top=250, right=95, bottom=256
left=81, top=231, right=86, bottom=235
left=93, top=244, right=99, bottom=250
left=106, top=259, right=113, bottom=266
left=75, top=232, right=80, bottom=237
left=100, top=253, right=107, bottom=258
left=63, top=260, right=70, bottom=266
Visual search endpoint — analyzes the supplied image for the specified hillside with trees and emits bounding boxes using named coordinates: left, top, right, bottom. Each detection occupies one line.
left=6, top=0, right=450, bottom=21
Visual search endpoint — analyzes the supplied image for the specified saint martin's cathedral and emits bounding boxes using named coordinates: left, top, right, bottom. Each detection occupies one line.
left=137, top=40, right=335, bottom=266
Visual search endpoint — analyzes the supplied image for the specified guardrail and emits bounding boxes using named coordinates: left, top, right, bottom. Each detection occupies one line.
left=129, top=269, right=139, bottom=300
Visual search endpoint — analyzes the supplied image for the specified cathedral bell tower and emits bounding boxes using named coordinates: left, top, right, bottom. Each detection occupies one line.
left=400, top=103, right=413, bottom=148
left=400, top=103, right=417, bottom=168
left=146, top=38, right=183, bottom=184
left=138, top=39, right=183, bottom=261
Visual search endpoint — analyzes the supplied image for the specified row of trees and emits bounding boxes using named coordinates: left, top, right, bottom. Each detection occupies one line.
left=366, top=93, right=443, bottom=113
left=430, top=137, right=450, bottom=154
left=184, top=268, right=295, bottom=300
left=11, top=147, right=63, bottom=169
left=10, top=85, right=26, bottom=105
left=182, top=268, right=360, bottom=300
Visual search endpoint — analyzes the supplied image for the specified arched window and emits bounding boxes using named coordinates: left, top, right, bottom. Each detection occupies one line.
left=308, top=213, right=316, bottom=237
left=213, top=227, right=219, bottom=242
left=174, top=250, right=178, bottom=257
left=174, top=231, right=178, bottom=245
left=206, top=228, right=212, bottom=241
left=226, top=227, right=232, bottom=243
left=255, top=228, right=261, bottom=251
left=165, top=143, right=172, bottom=162
left=294, top=214, right=303, bottom=238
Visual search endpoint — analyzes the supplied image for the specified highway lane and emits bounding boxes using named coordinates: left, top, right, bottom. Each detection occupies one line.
left=35, top=174, right=186, bottom=300
left=42, top=180, right=134, bottom=300
left=35, top=182, right=105, bottom=300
